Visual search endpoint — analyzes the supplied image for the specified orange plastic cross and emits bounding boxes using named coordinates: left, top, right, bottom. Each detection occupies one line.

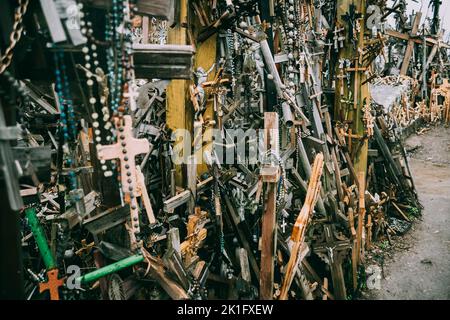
left=39, top=269, right=65, bottom=300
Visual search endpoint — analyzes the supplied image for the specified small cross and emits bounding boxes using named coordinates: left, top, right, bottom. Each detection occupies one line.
left=124, top=83, right=140, bottom=112
left=97, top=115, right=150, bottom=243
left=39, top=269, right=65, bottom=300
left=342, top=4, right=362, bottom=46
left=333, top=26, right=345, bottom=51
left=136, top=165, right=156, bottom=224
left=281, top=219, right=287, bottom=233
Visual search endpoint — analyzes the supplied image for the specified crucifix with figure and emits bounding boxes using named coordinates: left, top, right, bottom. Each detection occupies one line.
left=342, top=4, right=362, bottom=48
left=312, top=224, right=351, bottom=300
left=97, top=115, right=150, bottom=248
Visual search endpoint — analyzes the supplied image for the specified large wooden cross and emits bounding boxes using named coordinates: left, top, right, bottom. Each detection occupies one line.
left=384, top=12, right=448, bottom=76
left=399, top=12, right=422, bottom=75
left=386, top=24, right=450, bottom=49
left=385, top=13, right=450, bottom=97
left=97, top=115, right=150, bottom=246
left=312, top=224, right=351, bottom=300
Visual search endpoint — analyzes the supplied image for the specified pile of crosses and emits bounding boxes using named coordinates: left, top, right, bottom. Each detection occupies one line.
left=2, top=0, right=448, bottom=300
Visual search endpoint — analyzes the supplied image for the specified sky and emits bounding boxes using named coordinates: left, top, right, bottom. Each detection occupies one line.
left=387, top=0, right=450, bottom=40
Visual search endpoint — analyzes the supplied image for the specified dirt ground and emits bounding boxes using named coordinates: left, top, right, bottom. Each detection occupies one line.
left=362, top=125, right=450, bottom=300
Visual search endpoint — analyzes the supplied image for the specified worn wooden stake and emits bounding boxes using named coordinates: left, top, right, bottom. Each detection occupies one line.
left=356, top=171, right=366, bottom=264
left=259, top=112, right=279, bottom=300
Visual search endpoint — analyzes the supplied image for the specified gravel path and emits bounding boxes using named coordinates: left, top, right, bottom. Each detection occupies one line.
left=364, top=125, right=450, bottom=300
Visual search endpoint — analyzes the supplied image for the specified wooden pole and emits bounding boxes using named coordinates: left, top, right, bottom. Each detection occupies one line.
left=356, top=171, right=366, bottom=264
left=259, top=112, right=279, bottom=300
left=166, top=0, right=190, bottom=187
left=400, top=13, right=422, bottom=76
left=334, top=0, right=369, bottom=176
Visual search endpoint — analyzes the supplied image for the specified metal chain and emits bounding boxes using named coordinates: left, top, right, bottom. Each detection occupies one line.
left=0, top=0, right=30, bottom=75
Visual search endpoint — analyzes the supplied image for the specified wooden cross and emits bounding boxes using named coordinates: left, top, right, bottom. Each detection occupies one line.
left=279, top=153, right=323, bottom=300
left=439, top=79, right=450, bottom=124
left=399, top=12, right=422, bottom=75
left=201, top=67, right=229, bottom=91
left=136, top=165, right=156, bottom=224
left=383, top=12, right=424, bottom=76
left=97, top=115, right=150, bottom=245
left=312, top=224, right=351, bottom=300
left=386, top=24, right=450, bottom=50
left=180, top=207, right=208, bottom=268
left=339, top=90, right=354, bottom=119
left=336, top=72, right=348, bottom=96
left=333, top=25, right=345, bottom=52
left=202, top=67, right=230, bottom=128
left=39, top=269, right=65, bottom=300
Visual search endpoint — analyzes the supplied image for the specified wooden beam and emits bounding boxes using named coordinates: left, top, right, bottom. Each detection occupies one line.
left=355, top=171, right=366, bottom=264
left=335, top=0, right=369, bottom=175
left=400, top=12, right=422, bottom=75
left=259, top=112, right=279, bottom=300
left=166, top=0, right=190, bottom=186
left=279, top=153, right=324, bottom=300
left=385, top=29, right=450, bottom=49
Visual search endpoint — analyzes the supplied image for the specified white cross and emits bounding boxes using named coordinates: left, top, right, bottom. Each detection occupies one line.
left=124, top=82, right=140, bottom=112
left=281, top=219, right=287, bottom=233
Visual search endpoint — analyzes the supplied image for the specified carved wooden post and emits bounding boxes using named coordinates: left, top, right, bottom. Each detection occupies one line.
left=259, top=112, right=279, bottom=300
left=334, top=0, right=369, bottom=175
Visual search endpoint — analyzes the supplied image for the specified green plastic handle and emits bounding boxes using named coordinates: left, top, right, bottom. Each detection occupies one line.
left=76, top=254, right=144, bottom=285
left=25, top=207, right=57, bottom=270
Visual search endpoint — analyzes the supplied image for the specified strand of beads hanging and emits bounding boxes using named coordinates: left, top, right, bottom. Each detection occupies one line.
left=122, top=0, right=139, bottom=113
left=53, top=51, right=78, bottom=191
left=79, top=4, right=113, bottom=141
left=108, top=0, right=125, bottom=116
left=280, top=0, right=299, bottom=96
left=78, top=3, right=115, bottom=178
left=64, top=157, right=78, bottom=191
left=106, top=12, right=116, bottom=112
left=123, top=0, right=134, bottom=79
left=53, top=51, right=76, bottom=142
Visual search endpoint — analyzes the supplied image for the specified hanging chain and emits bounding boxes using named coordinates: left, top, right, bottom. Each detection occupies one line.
left=0, top=0, right=30, bottom=75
